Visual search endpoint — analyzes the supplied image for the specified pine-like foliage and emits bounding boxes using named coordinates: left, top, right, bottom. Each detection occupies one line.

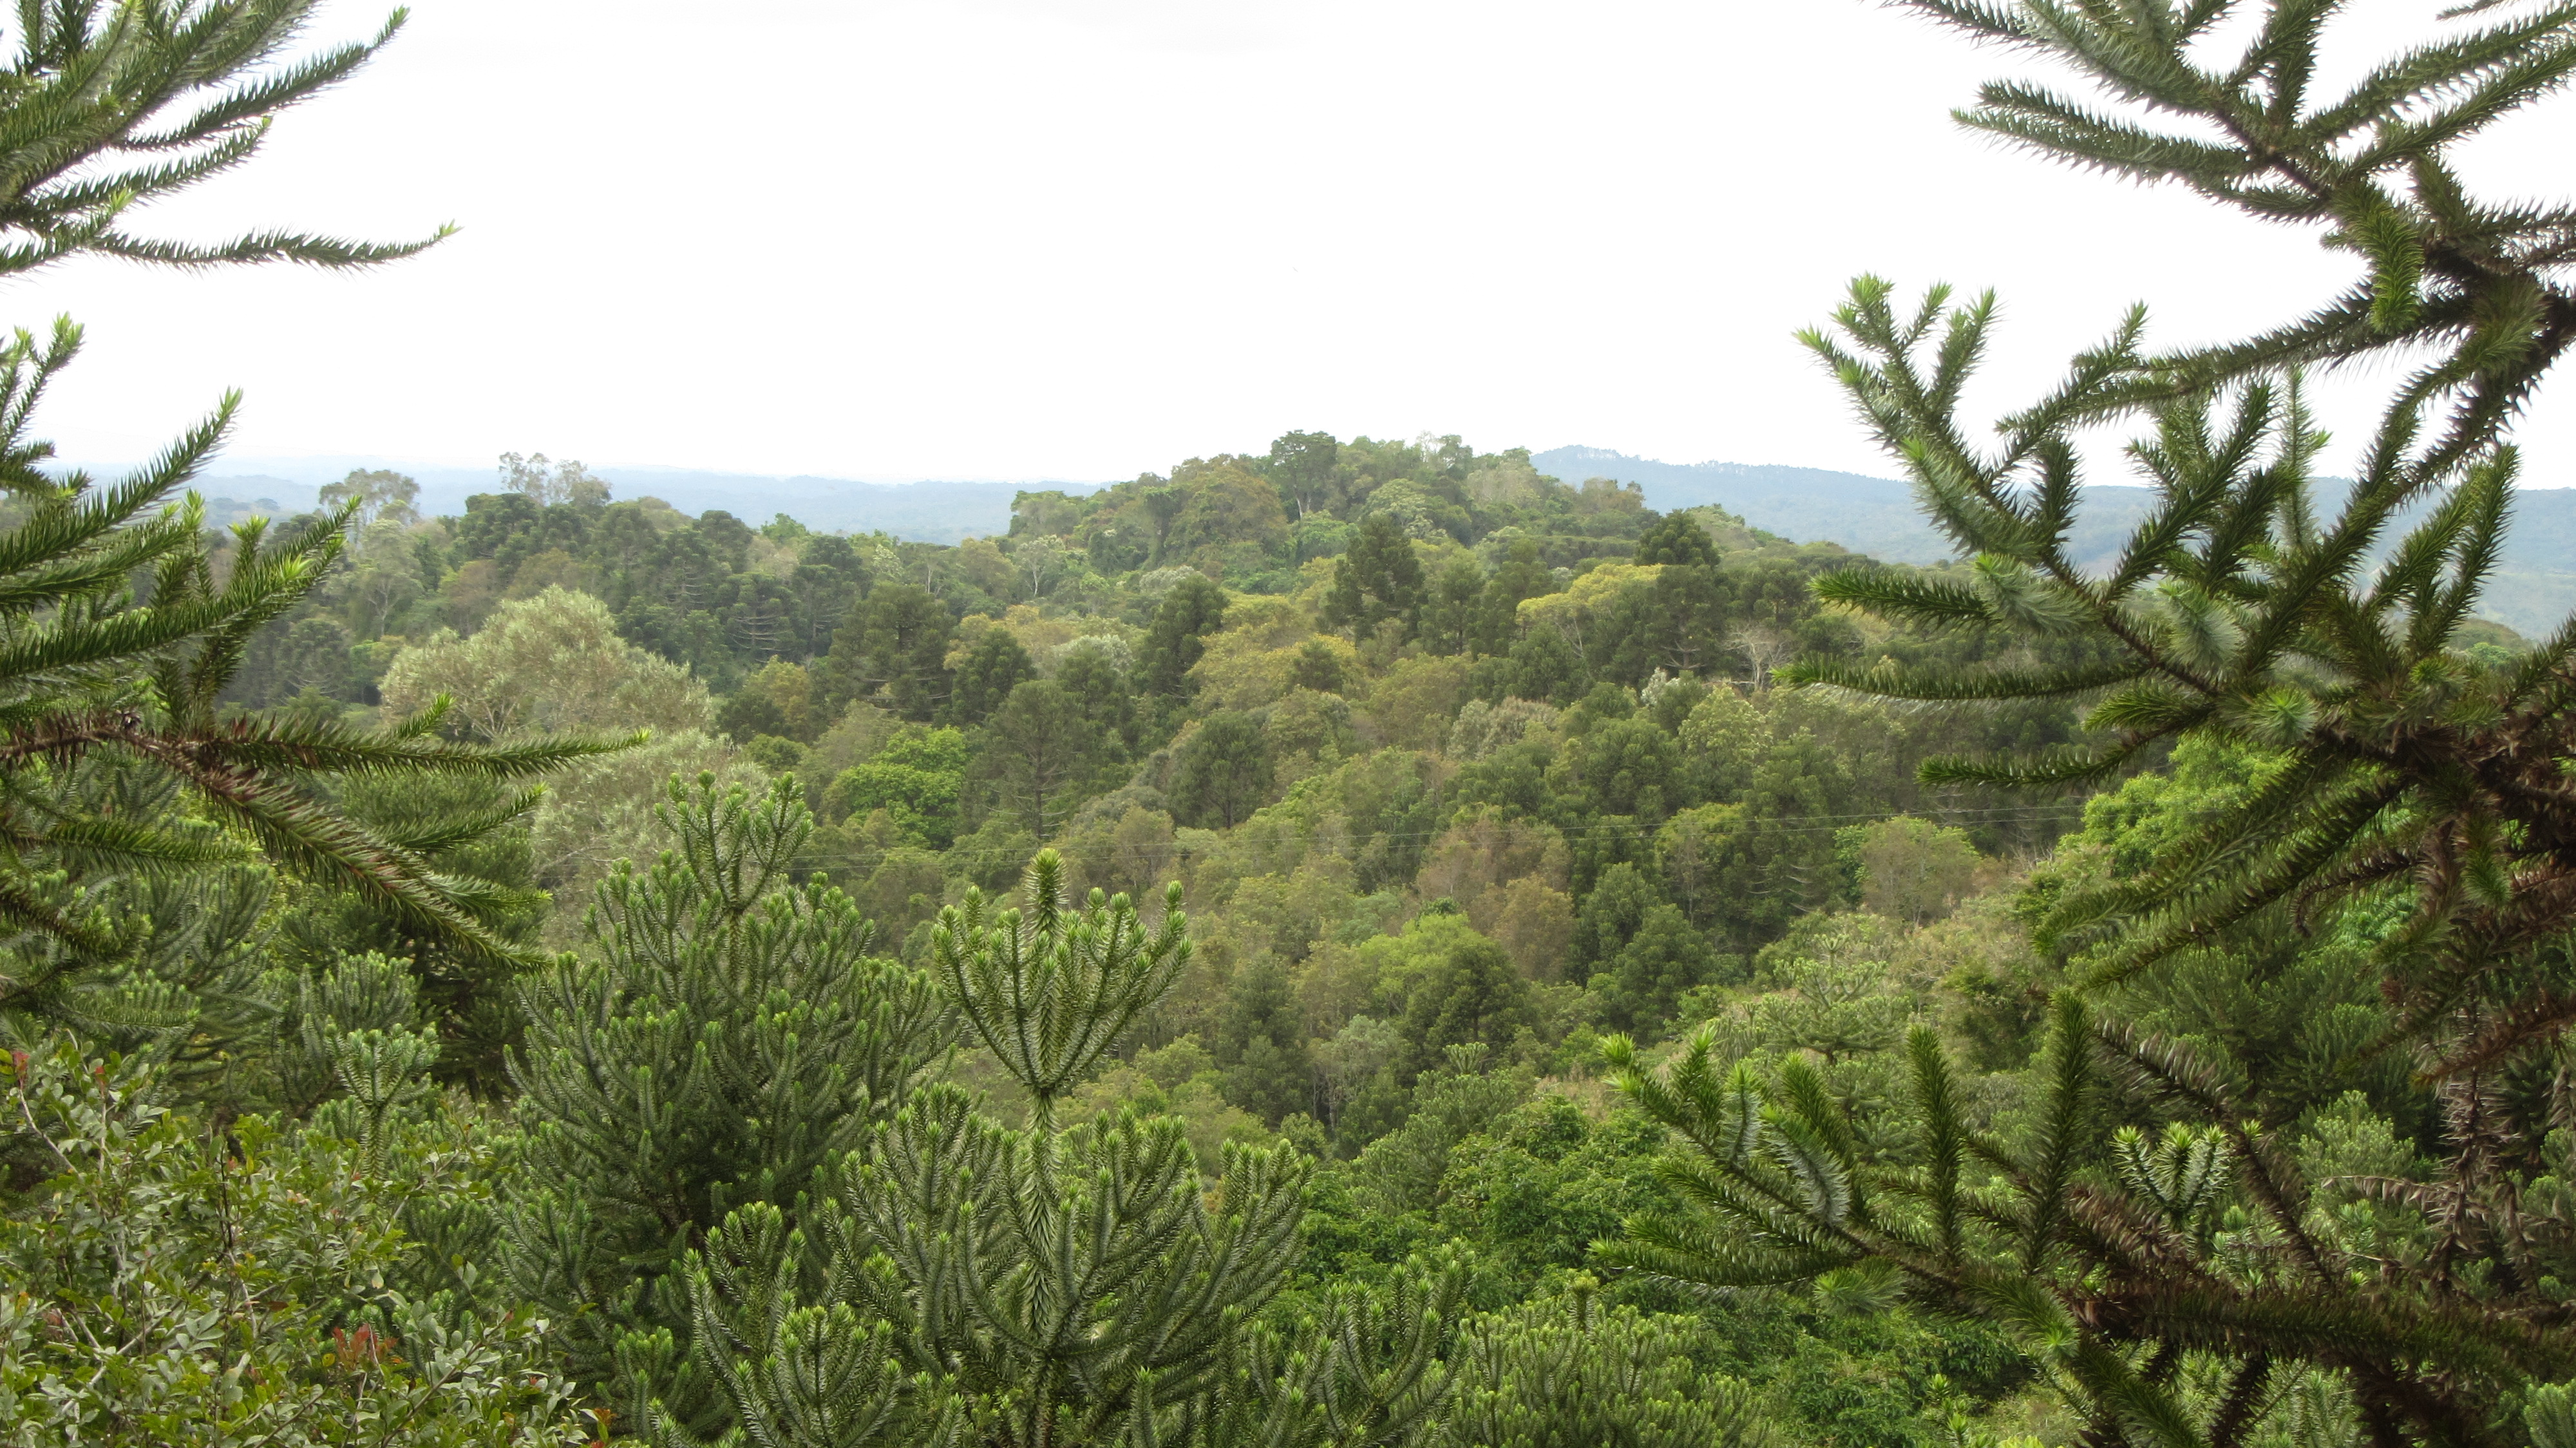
left=0, top=0, right=451, bottom=275
left=0, top=748, right=273, bottom=1056
left=650, top=851, right=1464, bottom=1448
left=1737, top=7, right=2576, bottom=1435
left=0, top=327, right=614, bottom=1024
left=0, top=2, right=609, bottom=1038
left=1195, top=1250, right=1463, bottom=1448
left=1428, top=1281, right=1781, bottom=1448
left=501, top=774, right=951, bottom=1433
left=1786, top=2, right=2576, bottom=1065
left=1603, top=1007, right=2576, bottom=1443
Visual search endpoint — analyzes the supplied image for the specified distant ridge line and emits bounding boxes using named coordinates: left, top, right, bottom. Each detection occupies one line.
left=89, top=443, right=2576, bottom=636
left=1534, top=444, right=2576, bottom=636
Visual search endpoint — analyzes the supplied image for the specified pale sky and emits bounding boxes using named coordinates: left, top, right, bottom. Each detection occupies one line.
left=11, top=0, right=2573, bottom=487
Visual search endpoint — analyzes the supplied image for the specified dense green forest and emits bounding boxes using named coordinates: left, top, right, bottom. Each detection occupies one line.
left=28, top=448, right=2135, bottom=1440
left=233, top=437, right=2100, bottom=1123
left=12, top=3, right=2576, bottom=1447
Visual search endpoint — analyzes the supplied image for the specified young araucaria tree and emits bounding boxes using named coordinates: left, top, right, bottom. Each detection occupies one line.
left=1611, top=4, right=2576, bottom=1443
left=644, top=850, right=1463, bottom=1448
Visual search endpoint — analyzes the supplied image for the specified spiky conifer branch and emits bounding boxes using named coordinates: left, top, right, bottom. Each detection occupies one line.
left=931, top=850, right=1193, bottom=1132
left=0, top=1, right=451, bottom=274
left=1910, top=1, right=2576, bottom=473
left=1603, top=1005, right=2576, bottom=1443
left=1791, top=1, right=2576, bottom=1074
left=0, top=1, right=605, bottom=1030
left=1618, top=5, right=2576, bottom=1436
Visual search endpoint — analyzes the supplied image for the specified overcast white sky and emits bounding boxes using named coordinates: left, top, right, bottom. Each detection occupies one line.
left=10, top=0, right=2573, bottom=486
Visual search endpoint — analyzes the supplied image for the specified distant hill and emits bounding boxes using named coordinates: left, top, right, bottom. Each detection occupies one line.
left=1537, top=445, right=2576, bottom=636
left=146, top=445, right=2576, bottom=634
left=1533, top=449, right=1948, bottom=562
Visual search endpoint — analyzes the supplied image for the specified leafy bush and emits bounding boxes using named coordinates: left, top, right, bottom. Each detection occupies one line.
left=1, top=1040, right=582, bottom=1447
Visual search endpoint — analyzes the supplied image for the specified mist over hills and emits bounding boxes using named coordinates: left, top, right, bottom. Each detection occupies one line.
left=178, top=445, right=2576, bottom=634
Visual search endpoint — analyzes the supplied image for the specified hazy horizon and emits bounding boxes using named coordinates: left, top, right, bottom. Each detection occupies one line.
left=89, top=443, right=1891, bottom=495
left=8, top=0, right=2568, bottom=489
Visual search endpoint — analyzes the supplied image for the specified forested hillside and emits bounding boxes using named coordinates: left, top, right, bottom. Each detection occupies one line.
left=220, top=433, right=2109, bottom=1051
left=223, top=440, right=2106, bottom=955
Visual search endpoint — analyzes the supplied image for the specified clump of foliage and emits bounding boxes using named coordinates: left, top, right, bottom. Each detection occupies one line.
left=1, top=1035, right=583, bottom=1446
left=1432, top=1281, right=1781, bottom=1448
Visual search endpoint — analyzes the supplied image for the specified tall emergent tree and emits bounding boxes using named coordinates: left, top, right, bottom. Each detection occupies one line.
left=0, top=1, right=619, bottom=1044
left=1610, top=3, right=2576, bottom=1444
